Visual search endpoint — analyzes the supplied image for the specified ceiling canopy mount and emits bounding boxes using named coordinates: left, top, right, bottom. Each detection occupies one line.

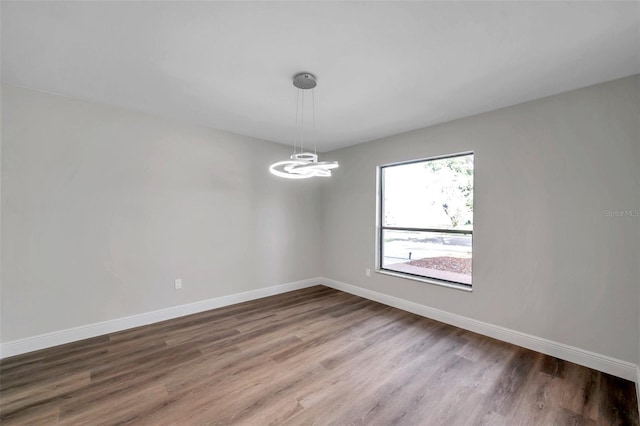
left=292, top=72, right=317, bottom=90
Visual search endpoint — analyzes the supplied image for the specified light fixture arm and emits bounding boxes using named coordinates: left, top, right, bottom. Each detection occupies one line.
left=269, top=72, right=339, bottom=180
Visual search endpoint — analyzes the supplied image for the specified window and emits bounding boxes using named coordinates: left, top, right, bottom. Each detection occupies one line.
left=378, top=152, right=474, bottom=288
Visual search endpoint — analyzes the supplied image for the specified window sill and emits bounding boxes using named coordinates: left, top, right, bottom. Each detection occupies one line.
left=376, top=268, right=473, bottom=292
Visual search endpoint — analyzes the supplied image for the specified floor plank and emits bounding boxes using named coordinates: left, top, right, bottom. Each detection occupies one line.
left=1, top=286, right=637, bottom=425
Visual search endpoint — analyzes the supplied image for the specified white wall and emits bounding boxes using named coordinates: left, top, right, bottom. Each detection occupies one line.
left=321, top=75, right=640, bottom=364
left=2, top=76, right=639, bottom=368
left=1, top=85, right=322, bottom=342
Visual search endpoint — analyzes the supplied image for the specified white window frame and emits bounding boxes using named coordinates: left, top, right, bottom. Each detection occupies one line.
left=375, top=151, right=474, bottom=292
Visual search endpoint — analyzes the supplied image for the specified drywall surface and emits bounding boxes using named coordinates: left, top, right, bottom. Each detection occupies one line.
left=1, top=85, right=322, bottom=342
left=321, top=75, right=640, bottom=363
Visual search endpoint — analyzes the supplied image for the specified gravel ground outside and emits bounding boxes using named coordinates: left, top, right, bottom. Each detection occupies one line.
left=407, top=256, right=472, bottom=275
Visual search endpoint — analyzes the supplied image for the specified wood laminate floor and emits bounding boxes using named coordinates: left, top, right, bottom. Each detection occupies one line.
left=1, top=286, right=638, bottom=425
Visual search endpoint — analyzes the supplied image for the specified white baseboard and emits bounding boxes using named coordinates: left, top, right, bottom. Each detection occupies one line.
left=3, top=276, right=637, bottom=383
left=0, top=277, right=321, bottom=359
left=318, top=277, right=637, bottom=382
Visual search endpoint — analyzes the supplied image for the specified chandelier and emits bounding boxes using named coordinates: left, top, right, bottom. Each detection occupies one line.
left=269, top=72, right=339, bottom=179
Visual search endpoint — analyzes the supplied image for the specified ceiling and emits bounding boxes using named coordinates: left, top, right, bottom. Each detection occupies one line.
left=2, top=1, right=639, bottom=152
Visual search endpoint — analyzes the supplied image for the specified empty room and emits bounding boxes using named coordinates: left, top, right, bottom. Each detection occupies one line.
left=1, top=1, right=639, bottom=425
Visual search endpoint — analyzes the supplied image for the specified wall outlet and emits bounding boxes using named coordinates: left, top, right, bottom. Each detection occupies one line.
left=174, top=278, right=183, bottom=290
left=365, top=268, right=371, bottom=277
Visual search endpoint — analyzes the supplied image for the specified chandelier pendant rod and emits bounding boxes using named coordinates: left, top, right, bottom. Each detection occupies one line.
left=312, top=87, right=317, bottom=156
left=294, top=87, right=300, bottom=155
